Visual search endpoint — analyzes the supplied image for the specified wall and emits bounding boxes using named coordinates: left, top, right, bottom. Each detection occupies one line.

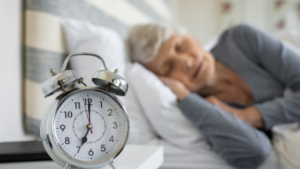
left=0, top=0, right=37, bottom=142
left=172, top=0, right=221, bottom=44
left=171, top=0, right=300, bottom=44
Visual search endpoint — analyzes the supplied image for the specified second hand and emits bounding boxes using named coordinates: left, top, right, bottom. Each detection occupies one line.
left=82, top=98, right=93, bottom=134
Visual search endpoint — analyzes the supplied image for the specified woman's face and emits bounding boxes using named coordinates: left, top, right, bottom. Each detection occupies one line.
left=143, top=34, right=216, bottom=92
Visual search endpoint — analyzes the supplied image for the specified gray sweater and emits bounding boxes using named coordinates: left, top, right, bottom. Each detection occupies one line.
left=179, top=25, right=300, bottom=169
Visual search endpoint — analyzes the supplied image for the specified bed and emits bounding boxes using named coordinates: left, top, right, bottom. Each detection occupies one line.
left=24, top=1, right=283, bottom=169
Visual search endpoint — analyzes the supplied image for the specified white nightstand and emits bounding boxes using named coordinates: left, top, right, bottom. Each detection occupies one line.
left=0, top=145, right=163, bottom=169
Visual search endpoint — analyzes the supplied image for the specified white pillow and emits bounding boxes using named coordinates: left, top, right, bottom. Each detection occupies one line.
left=126, top=62, right=209, bottom=151
left=203, top=35, right=219, bottom=52
left=63, top=19, right=157, bottom=145
left=63, top=19, right=127, bottom=81
left=272, top=123, right=300, bottom=169
left=126, top=62, right=282, bottom=169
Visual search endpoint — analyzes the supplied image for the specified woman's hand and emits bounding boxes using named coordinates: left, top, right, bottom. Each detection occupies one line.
left=206, top=96, right=264, bottom=128
left=159, top=77, right=190, bottom=101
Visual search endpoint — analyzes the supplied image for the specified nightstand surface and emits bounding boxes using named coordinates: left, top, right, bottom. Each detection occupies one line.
left=0, top=145, right=163, bottom=169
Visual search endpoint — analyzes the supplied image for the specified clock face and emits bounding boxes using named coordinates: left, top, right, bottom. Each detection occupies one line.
left=53, top=90, right=127, bottom=162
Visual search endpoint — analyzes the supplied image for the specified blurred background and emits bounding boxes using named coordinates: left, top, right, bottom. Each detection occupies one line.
left=174, top=0, right=300, bottom=44
left=0, top=0, right=300, bottom=142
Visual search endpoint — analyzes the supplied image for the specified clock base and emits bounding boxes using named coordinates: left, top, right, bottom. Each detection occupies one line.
left=64, top=161, right=116, bottom=169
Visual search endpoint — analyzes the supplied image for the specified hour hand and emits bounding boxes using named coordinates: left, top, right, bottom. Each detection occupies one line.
left=81, top=128, right=89, bottom=145
left=77, top=128, right=89, bottom=153
left=76, top=137, right=87, bottom=153
left=81, top=135, right=88, bottom=145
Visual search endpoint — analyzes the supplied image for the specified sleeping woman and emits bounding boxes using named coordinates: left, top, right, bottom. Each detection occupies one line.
left=126, top=23, right=300, bottom=169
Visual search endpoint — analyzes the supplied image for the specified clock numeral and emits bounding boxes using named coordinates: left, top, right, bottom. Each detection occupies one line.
left=61, top=111, right=72, bottom=118
left=76, top=146, right=81, bottom=153
left=113, top=122, right=118, bottom=129
left=101, top=144, right=106, bottom=152
left=60, top=124, right=66, bottom=132
left=109, top=136, right=114, bottom=142
left=88, top=149, right=94, bottom=156
left=108, top=109, right=113, bottom=116
left=65, top=137, right=70, bottom=144
left=84, top=98, right=93, bottom=105
left=74, top=102, right=80, bottom=109
left=99, top=101, right=102, bottom=108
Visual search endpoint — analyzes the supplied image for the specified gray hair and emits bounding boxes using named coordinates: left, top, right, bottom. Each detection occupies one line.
left=126, top=23, right=187, bottom=63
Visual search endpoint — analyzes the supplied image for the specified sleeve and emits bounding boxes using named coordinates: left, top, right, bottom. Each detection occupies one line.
left=179, top=93, right=271, bottom=169
left=229, top=24, right=300, bottom=130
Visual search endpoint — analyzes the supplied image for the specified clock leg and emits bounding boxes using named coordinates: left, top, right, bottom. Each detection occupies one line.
left=109, top=161, right=116, bottom=169
left=64, top=163, right=71, bottom=169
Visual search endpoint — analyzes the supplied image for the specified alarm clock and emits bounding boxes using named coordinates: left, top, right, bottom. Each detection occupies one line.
left=40, top=53, right=129, bottom=169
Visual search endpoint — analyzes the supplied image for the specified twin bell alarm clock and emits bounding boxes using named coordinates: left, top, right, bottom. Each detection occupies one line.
left=40, top=53, right=129, bottom=169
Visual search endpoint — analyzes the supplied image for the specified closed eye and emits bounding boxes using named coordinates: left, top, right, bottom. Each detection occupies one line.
left=175, top=42, right=184, bottom=53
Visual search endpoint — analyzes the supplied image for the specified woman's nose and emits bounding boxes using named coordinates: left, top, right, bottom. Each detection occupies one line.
left=176, top=56, right=193, bottom=71
left=186, top=59, right=193, bottom=70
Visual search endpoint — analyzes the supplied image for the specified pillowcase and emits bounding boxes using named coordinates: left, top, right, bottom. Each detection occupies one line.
left=126, top=63, right=282, bottom=169
left=126, top=62, right=209, bottom=151
left=63, top=19, right=157, bottom=144
left=203, top=36, right=218, bottom=52
left=272, top=123, right=300, bottom=169
left=63, top=18, right=127, bottom=81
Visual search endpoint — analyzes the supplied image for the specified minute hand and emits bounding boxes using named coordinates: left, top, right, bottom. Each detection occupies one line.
left=88, top=101, right=92, bottom=125
left=82, top=98, right=93, bottom=134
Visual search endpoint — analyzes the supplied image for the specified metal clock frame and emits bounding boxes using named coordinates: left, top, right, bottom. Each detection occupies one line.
left=40, top=86, right=130, bottom=169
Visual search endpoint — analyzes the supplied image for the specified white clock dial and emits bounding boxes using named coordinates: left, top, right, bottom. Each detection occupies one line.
left=54, top=90, right=126, bottom=162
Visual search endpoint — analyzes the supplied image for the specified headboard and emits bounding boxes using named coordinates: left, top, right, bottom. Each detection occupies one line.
left=24, top=0, right=171, bottom=134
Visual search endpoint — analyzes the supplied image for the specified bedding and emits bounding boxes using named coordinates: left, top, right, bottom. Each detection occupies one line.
left=63, top=19, right=157, bottom=145
left=24, top=1, right=282, bottom=168
left=126, top=62, right=281, bottom=169
left=63, top=19, right=282, bottom=169
left=62, top=19, right=232, bottom=168
left=273, top=123, right=300, bottom=169
left=272, top=31, right=300, bottom=169
left=126, top=63, right=208, bottom=151
left=63, top=19, right=127, bottom=81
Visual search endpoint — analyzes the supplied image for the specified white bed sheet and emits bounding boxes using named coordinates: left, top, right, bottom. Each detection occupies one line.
left=125, top=63, right=281, bottom=169
left=63, top=19, right=282, bottom=169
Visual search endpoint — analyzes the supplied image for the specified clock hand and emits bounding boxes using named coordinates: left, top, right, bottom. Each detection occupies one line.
left=88, top=100, right=92, bottom=128
left=81, top=128, right=89, bottom=146
left=82, top=98, right=93, bottom=134
left=77, top=127, right=90, bottom=153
